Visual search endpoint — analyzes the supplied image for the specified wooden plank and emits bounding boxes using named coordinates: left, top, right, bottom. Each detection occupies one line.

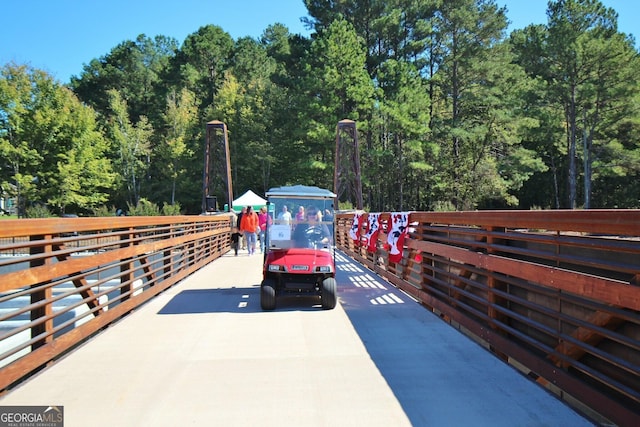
left=0, top=215, right=231, bottom=238
left=550, top=312, right=626, bottom=368
left=0, top=230, right=216, bottom=293
left=410, top=210, right=640, bottom=236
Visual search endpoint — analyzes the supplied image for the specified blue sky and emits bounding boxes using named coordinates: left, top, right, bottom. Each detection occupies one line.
left=1, top=0, right=637, bottom=84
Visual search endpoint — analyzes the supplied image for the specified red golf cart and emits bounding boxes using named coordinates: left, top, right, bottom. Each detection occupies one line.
left=260, top=185, right=337, bottom=310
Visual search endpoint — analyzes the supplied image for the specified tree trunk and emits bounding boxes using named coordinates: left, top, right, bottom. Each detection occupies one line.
left=568, top=85, right=577, bottom=209
left=583, top=114, right=591, bottom=209
left=550, top=155, right=560, bottom=209
left=451, top=35, right=460, bottom=210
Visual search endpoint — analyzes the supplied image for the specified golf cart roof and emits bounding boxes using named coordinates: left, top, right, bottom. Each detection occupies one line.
left=266, top=185, right=337, bottom=199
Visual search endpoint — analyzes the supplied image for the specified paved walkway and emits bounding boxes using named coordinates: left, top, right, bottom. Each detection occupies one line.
left=0, top=250, right=592, bottom=426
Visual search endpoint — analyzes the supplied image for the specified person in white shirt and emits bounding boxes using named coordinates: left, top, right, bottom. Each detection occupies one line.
left=277, top=205, right=292, bottom=225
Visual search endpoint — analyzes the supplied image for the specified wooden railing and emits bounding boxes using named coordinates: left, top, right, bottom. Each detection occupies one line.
left=1, top=211, right=638, bottom=424
left=336, top=210, right=640, bottom=426
left=0, top=215, right=232, bottom=391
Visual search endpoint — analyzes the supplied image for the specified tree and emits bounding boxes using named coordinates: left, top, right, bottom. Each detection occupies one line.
left=157, top=88, right=197, bottom=205
left=259, top=25, right=317, bottom=189
left=576, top=32, right=639, bottom=208
left=5, top=0, right=637, bottom=213
left=546, top=0, right=621, bottom=208
left=1, top=63, right=114, bottom=215
left=0, top=64, right=42, bottom=215
left=45, top=94, right=115, bottom=213
left=171, top=25, right=235, bottom=114
left=374, top=59, right=433, bottom=210
left=427, top=0, right=541, bottom=210
left=305, top=19, right=375, bottom=190
left=71, top=34, right=178, bottom=125
left=107, top=89, right=153, bottom=206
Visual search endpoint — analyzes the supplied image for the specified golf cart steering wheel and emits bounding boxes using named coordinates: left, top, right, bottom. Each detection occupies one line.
left=305, top=225, right=325, bottom=244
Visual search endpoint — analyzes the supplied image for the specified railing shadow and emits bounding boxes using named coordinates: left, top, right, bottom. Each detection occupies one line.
left=333, top=254, right=592, bottom=426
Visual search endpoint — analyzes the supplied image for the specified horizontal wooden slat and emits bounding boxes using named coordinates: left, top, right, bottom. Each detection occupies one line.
left=0, top=214, right=232, bottom=238
left=410, top=209, right=640, bottom=235
left=0, top=230, right=219, bottom=292
left=407, top=239, right=639, bottom=311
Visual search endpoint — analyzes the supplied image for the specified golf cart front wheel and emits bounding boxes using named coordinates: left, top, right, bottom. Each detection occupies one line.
left=321, top=277, right=337, bottom=309
left=261, top=279, right=276, bottom=310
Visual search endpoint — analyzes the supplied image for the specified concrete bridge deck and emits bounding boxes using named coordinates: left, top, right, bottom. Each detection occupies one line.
left=0, top=251, right=592, bottom=426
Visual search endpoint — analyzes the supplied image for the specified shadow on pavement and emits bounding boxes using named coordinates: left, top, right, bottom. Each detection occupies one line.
left=157, top=287, right=325, bottom=314
left=334, top=254, right=592, bottom=426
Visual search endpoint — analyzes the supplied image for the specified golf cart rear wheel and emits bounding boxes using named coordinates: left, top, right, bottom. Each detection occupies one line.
left=261, top=279, right=276, bottom=310
left=321, top=277, right=337, bottom=309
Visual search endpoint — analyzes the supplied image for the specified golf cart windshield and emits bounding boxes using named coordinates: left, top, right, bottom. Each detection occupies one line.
left=266, top=186, right=336, bottom=250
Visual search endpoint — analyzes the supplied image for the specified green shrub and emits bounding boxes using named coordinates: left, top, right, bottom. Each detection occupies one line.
left=432, top=201, right=456, bottom=212
left=337, top=200, right=354, bottom=210
left=25, top=205, right=53, bottom=218
left=161, top=202, right=182, bottom=216
left=127, top=198, right=160, bottom=216
left=92, top=205, right=116, bottom=217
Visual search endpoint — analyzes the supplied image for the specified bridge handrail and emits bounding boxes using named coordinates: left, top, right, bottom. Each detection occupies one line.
left=0, top=215, right=232, bottom=391
left=335, top=209, right=640, bottom=426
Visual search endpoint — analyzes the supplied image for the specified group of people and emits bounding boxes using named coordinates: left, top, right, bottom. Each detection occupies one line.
left=231, top=206, right=271, bottom=256
left=276, top=205, right=333, bottom=248
left=231, top=204, right=335, bottom=254
left=276, top=205, right=333, bottom=224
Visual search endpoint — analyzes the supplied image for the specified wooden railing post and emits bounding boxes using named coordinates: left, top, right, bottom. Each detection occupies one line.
left=120, top=227, right=135, bottom=301
left=29, top=234, right=53, bottom=350
left=164, top=224, right=174, bottom=279
left=486, top=226, right=509, bottom=361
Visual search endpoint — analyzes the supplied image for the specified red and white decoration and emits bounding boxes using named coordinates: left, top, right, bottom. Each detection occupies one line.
left=387, top=212, right=410, bottom=263
left=349, top=212, right=363, bottom=244
left=362, top=213, right=380, bottom=253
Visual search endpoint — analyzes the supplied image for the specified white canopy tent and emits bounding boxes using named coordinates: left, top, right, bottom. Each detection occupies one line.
left=227, top=190, right=267, bottom=213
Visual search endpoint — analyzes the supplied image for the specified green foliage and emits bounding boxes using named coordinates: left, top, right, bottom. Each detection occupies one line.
left=2, top=0, right=638, bottom=214
left=155, top=88, right=197, bottom=205
left=126, top=198, right=160, bottom=216
left=92, top=205, right=116, bottom=217
left=432, top=200, right=457, bottom=212
left=125, top=198, right=181, bottom=216
left=161, top=202, right=182, bottom=216
left=107, top=89, right=153, bottom=206
left=25, top=204, right=52, bottom=218
left=1, top=63, right=115, bottom=216
left=70, top=34, right=178, bottom=124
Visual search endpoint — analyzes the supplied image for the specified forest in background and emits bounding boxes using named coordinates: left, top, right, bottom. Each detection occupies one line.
left=1, top=0, right=639, bottom=216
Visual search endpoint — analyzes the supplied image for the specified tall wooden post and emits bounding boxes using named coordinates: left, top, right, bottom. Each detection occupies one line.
left=334, top=119, right=363, bottom=210
left=203, top=121, right=233, bottom=213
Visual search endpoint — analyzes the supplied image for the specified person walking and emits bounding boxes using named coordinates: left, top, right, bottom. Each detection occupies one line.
left=240, top=206, right=259, bottom=255
left=257, top=206, right=271, bottom=254
left=230, top=227, right=242, bottom=256
left=236, top=206, right=246, bottom=250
